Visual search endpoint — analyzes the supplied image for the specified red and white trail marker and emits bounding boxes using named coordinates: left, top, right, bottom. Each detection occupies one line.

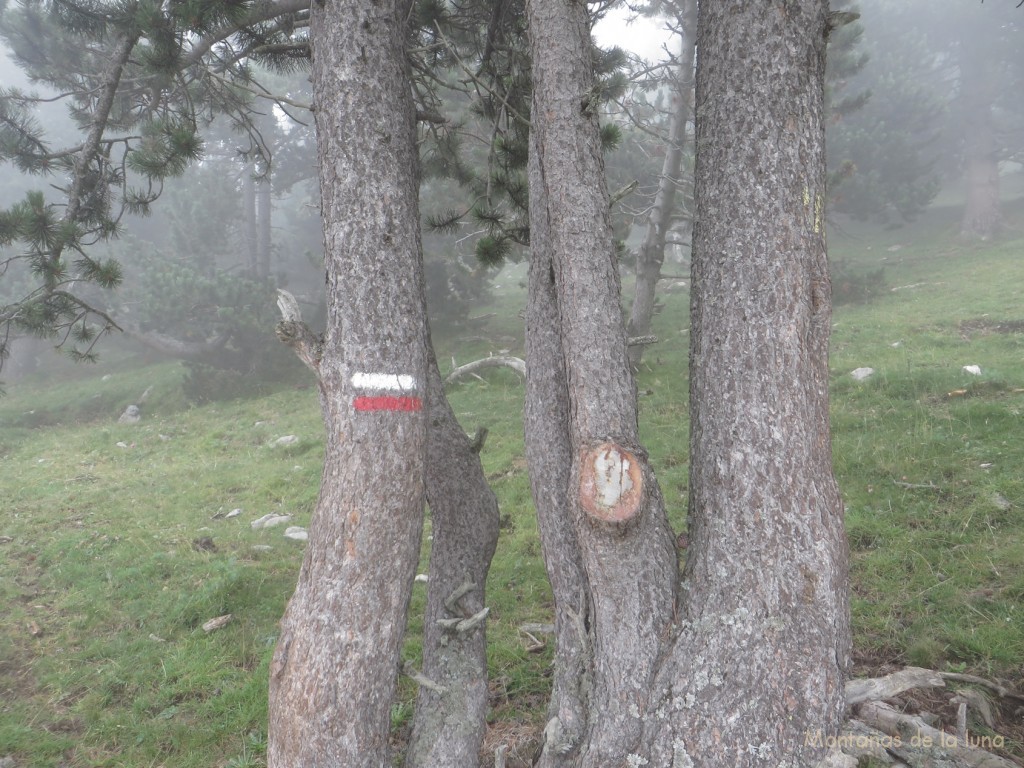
left=350, top=372, right=422, bottom=412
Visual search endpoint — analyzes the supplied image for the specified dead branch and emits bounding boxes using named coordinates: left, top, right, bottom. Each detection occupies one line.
left=275, top=289, right=323, bottom=374
left=444, top=579, right=476, bottom=615
left=436, top=606, right=490, bottom=634
left=444, top=356, right=526, bottom=388
left=402, top=661, right=447, bottom=695
left=939, top=672, right=1024, bottom=703
left=894, top=479, right=943, bottom=491
left=846, top=666, right=946, bottom=707
left=856, top=700, right=1018, bottom=768
left=627, top=334, right=658, bottom=347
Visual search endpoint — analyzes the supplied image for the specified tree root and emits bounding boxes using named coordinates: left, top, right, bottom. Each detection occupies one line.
left=816, top=667, right=1024, bottom=767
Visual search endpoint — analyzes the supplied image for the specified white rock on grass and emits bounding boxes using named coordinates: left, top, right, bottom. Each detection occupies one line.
left=962, top=364, right=982, bottom=376
left=284, top=526, right=308, bottom=542
left=251, top=544, right=274, bottom=552
left=273, top=435, right=299, bottom=447
left=251, top=513, right=292, bottom=530
left=225, top=508, right=242, bottom=519
left=118, top=404, right=141, bottom=424
left=850, top=367, right=875, bottom=381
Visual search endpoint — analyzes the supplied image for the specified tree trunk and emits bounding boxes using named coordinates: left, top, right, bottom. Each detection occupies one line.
left=626, top=0, right=696, bottom=370
left=403, top=344, right=500, bottom=768
left=266, top=0, right=430, bottom=763
left=524, top=128, right=591, bottom=767
left=525, top=0, right=849, bottom=764
left=257, top=168, right=273, bottom=279
left=525, top=0, right=679, bottom=762
left=637, top=0, right=849, bottom=763
left=959, top=38, right=1001, bottom=240
left=242, top=163, right=258, bottom=276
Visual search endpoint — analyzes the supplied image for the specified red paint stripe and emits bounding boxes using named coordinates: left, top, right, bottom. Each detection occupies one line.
left=353, top=395, right=423, bottom=412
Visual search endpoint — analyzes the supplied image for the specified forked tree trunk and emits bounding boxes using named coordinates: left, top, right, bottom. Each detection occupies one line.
left=626, top=0, right=696, bottom=371
left=266, top=0, right=431, bottom=763
left=525, top=0, right=849, bottom=765
left=274, top=299, right=500, bottom=767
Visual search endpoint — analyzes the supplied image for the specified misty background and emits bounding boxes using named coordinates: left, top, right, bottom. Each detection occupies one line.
left=1, top=0, right=1021, bottom=400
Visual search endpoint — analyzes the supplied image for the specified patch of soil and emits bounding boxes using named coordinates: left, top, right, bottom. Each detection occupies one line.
left=959, top=318, right=1024, bottom=337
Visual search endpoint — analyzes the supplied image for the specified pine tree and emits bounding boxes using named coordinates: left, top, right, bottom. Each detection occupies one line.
left=0, top=0, right=311, bottom=375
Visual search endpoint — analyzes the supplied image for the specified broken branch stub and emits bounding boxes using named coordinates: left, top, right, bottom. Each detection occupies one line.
left=578, top=443, right=644, bottom=524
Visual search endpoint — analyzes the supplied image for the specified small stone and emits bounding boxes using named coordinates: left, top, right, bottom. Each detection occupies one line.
left=251, top=514, right=292, bottom=530
left=962, top=364, right=982, bottom=376
left=118, top=404, right=141, bottom=424
left=850, top=367, right=874, bottom=381
left=414, top=574, right=429, bottom=583
left=0, top=755, right=16, bottom=768
left=149, top=633, right=166, bottom=643
left=225, top=508, right=242, bottom=519
left=273, top=435, right=299, bottom=447
left=116, top=441, right=129, bottom=449
left=251, top=545, right=273, bottom=552
left=284, top=526, right=308, bottom=542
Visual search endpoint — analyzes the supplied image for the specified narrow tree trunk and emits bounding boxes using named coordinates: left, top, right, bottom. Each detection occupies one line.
left=257, top=169, right=273, bottom=279
left=525, top=0, right=679, bottom=762
left=403, top=345, right=500, bottom=768
left=959, top=42, right=1001, bottom=240
left=626, top=0, right=696, bottom=370
left=266, top=0, right=430, bottom=763
left=637, top=1, right=849, bottom=763
left=242, top=163, right=258, bottom=276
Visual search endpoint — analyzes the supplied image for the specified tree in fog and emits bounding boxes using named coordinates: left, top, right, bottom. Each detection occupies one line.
left=523, top=0, right=848, bottom=765
left=265, top=0, right=501, bottom=762
left=0, top=0, right=311, bottom=372
left=833, top=0, right=1023, bottom=237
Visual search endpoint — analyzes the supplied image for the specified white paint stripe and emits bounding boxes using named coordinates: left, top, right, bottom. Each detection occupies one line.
left=351, top=372, right=417, bottom=391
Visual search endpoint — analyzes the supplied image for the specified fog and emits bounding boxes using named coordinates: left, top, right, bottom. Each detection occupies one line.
left=0, top=0, right=1022, bottom=396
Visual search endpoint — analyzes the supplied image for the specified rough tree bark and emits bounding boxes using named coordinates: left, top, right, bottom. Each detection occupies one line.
left=626, top=0, right=697, bottom=371
left=525, top=0, right=679, bottom=762
left=524, top=129, right=591, bottom=767
left=524, top=0, right=849, bottom=765
left=637, top=1, right=850, bottom=762
left=266, top=0, right=431, bottom=762
left=403, top=345, right=500, bottom=768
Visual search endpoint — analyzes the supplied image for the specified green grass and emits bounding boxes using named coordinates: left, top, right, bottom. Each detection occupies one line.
left=3, top=198, right=1024, bottom=765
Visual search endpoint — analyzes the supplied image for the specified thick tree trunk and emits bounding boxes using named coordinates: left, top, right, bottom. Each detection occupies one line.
left=637, top=1, right=850, bottom=764
left=626, top=0, right=696, bottom=370
left=266, top=0, right=430, bottom=763
left=525, top=0, right=679, bottom=763
left=403, top=345, right=500, bottom=768
left=959, top=42, right=1001, bottom=240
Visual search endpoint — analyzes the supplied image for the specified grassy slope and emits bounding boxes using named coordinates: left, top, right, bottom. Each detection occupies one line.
left=2, top=200, right=1023, bottom=766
